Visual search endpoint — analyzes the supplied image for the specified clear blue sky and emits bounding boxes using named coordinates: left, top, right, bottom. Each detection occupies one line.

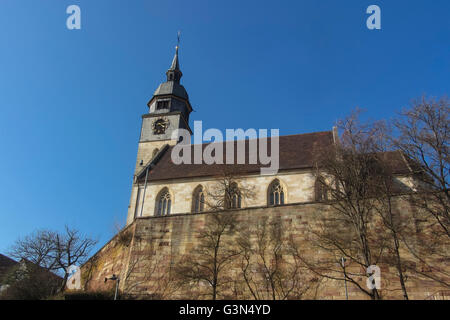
left=0, top=0, right=449, bottom=255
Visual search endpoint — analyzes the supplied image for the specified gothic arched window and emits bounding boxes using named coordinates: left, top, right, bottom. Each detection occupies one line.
left=192, top=185, right=205, bottom=213
left=156, top=188, right=171, bottom=216
left=315, top=178, right=328, bottom=202
left=268, top=179, right=285, bottom=206
left=226, top=182, right=242, bottom=209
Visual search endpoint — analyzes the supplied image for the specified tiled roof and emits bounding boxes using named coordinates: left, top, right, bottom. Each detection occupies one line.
left=378, top=151, right=419, bottom=175
left=138, top=131, right=335, bottom=182
left=0, top=254, right=18, bottom=281
left=136, top=131, right=416, bottom=183
left=0, top=254, right=63, bottom=284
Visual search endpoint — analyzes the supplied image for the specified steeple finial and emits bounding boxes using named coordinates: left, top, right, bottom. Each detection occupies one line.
left=176, top=30, right=181, bottom=52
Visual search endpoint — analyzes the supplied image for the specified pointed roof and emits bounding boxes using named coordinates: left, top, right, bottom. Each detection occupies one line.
left=165, top=46, right=183, bottom=83
left=151, top=46, right=189, bottom=101
left=169, top=46, right=180, bottom=71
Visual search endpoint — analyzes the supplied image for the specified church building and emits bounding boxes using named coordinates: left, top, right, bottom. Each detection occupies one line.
left=126, top=46, right=414, bottom=224
left=80, top=46, right=447, bottom=300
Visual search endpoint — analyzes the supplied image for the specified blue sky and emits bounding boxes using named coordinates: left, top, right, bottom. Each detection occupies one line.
left=0, top=0, right=449, bottom=255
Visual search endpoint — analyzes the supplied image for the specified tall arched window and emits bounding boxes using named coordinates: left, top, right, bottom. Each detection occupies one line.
left=226, top=182, right=242, bottom=209
left=156, top=188, right=171, bottom=216
left=192, top=185, right=205, bottom=213
left=268, top=179, right=285, bottom=206
left=315, top=178, right=328, bottom=202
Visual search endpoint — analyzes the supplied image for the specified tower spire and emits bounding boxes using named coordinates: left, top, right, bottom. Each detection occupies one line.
left=166, top=31, right=182, bottom=82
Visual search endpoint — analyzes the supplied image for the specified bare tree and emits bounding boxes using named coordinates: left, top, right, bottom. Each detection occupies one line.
left=371, top=151, right=412, bottom=300
left=175, top=211, right=238, bottom=300
left=393, top=96, right=450, bottom=237
left=7, top=227, right=97, bottom=295
left=122, top=237, right=180, bottom=299
left=392, top=96, right=450, bottom=289
left=351, top=121, right=413, bottom=300
left=236, top=216, right=314, bottom=300
left=8, top=229, right=57, bottom=270
left=174, top=169, right=257, bottom=299
left=51, top=226, right=98, bottom=291
left=306, top=107, right=449, bottom=299
left=204, top=169, right=255, bottom=211
left=399, top=217, right=450, bottom=289
left=142, top=256, right=180, bottom=300
left=306, top=110, right=387, bottom=300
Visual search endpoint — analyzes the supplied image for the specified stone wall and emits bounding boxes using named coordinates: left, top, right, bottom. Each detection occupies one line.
left=84, top=197, right=449, bottom=300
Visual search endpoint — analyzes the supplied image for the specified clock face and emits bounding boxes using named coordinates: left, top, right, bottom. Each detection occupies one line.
left=152, top=118, right=169, bottom=135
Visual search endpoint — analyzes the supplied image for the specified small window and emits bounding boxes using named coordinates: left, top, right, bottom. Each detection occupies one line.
left=156, top=100, right=169, bottom=110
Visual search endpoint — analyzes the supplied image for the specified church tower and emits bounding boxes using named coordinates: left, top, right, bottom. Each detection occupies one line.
left=127, top=45, right=192, bottom=224
left=133, top=45, right=193, bottom=176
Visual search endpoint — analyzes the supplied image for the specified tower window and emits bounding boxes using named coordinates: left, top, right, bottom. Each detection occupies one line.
left=156, top=100, right=169, bottom=110
left=268, top=179, right=285, bottom=206
left=156, top=188, right=171, bottom=216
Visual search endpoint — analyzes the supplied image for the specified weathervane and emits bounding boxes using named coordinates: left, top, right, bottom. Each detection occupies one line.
left=176, top=30, right=181, bottom=52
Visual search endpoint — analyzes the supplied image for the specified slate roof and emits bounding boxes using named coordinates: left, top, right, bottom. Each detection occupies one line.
left=169, top=46, right=181, bottom=71
left=152, top=46, right=188, bottom=101
left=153, top=81, right=189, bottom=100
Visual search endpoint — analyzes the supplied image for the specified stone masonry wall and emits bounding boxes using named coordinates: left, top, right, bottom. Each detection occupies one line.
left=83, top=198, right=449, bottom=300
